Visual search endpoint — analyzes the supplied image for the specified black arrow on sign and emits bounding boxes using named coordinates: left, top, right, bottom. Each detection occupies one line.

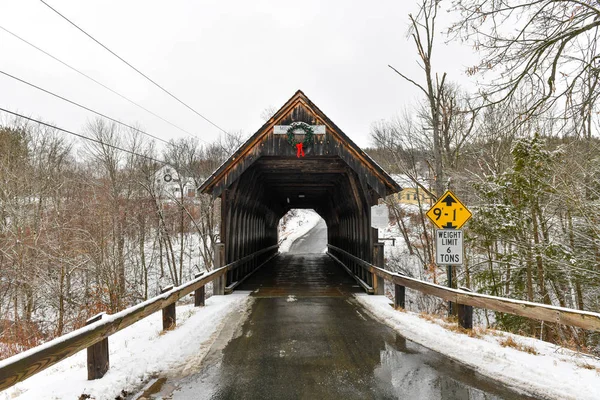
left=441, top=194, right=456, bottom=207
left=442, top=222, right=457, bottom=229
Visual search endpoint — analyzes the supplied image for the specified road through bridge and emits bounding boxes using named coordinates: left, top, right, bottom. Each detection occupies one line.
left=153, top=248, right=532, bottom=399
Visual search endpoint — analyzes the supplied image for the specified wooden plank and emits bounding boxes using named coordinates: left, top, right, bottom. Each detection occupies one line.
left=327, top=245, right=600, bottom=332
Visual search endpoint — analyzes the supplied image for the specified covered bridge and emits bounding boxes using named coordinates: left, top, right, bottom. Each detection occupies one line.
left=199, top=90, right=401, bottom=293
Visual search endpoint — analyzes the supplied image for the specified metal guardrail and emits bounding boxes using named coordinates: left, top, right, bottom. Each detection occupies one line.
left=0, top=245, right=279, bottom=391
left=327, top=244, right=600, bottom=332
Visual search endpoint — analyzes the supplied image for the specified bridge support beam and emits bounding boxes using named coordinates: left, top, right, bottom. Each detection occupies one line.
left=161, top=285, right=176, bottom=330
left=457, top=303, right=473, bottom=329
left=213, top=243, right=226, bottom=295
left=394, top=284, right=405, bottom=309
left=373, top=243, right=385, bottom=295
left=194, top=272, right=205, bottom=307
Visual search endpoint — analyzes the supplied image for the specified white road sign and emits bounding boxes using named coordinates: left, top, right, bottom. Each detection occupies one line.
left=435, top=229, right=463, bottom=265
left=273, top=125, right=326, bottom=134
left=371, top=204, right=389, bottom=229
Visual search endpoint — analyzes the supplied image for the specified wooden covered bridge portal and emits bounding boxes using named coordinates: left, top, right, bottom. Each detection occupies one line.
left=199, top=91, right=401, bottom=294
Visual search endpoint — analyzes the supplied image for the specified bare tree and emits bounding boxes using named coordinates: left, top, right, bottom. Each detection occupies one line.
left=389, top=0, right=448, bottom=197
left=450, top=0, right=600, bottom=126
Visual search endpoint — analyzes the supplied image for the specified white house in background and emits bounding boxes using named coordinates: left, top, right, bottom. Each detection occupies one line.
left=154, top=165, right=197, bottom=199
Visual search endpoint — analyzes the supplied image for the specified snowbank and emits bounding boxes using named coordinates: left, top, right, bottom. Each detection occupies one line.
left=1, top=293, right=251, bottom=400
left=278, top=209, right=322, bottom=253
left=355, top=294, right=600, bottom=400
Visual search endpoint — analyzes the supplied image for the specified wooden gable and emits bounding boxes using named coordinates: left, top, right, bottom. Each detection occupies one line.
left=199, top=90, right=401, bottom=199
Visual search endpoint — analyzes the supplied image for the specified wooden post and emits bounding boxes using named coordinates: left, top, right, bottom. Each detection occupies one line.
left=161, top=285, right=176, bottom=331
left=457, top=303, right=473, bottom=329
left=213, top=243, right=226, bottom=295
left=458, top=287, right=473, bottom=329
left=373, top=243, right=385, bottom=295
left=394, top=284, right=405, bottom=309
left=86, top=313, right=109, bottom=380
left=194, top=272, right=205, bottom=307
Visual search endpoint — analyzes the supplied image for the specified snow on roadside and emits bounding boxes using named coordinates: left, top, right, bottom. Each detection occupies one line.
left=1, top=293, right=251, bottom=400
left=278, top=209, right=322, bottom=253
left=355, top=294, right=600, bottom=400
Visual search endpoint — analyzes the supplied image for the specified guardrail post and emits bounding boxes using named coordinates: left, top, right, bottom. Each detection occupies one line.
left=213, top=243, right=226, bottom=295
left=194, top=272, right=205, bottom=307
left=394, top=284, right=405, bottom=309
left=457, top=303, right=473, bottom=329
left=161, top=285, right=176, bottom=330
left=457, top=287, right=473, bottom=329
left=373, top=243, right=385, bottom=295
left=86, top=313, right=109, bottom=380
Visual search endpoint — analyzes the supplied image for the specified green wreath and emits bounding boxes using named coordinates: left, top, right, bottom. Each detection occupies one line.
left=286, top=122, right=315, bottom=146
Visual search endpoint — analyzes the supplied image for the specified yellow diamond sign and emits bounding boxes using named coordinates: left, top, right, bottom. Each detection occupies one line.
left=426, top=190, right=472, bottom=229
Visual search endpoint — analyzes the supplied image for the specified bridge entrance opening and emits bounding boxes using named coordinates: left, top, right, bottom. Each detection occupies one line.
left=278, top=209, right=327, bottom=254
left=199, top=91, right=401, bottom=294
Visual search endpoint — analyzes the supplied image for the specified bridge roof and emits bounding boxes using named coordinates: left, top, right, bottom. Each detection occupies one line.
left=199, top=90, right=401, bottom=199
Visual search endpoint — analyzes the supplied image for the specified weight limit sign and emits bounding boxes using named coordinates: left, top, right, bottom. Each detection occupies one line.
left=435, top=229, right=463, bottom=265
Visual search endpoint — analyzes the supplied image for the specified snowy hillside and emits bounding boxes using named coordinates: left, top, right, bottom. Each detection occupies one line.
left=277, top=209, right=323, bottom=253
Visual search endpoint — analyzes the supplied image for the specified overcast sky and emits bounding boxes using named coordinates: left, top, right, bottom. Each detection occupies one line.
left=0, top=0, right=477, bottom=149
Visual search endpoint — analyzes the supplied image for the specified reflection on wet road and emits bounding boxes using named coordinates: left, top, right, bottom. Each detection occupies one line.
left=158, top=254, right=537, bottom=400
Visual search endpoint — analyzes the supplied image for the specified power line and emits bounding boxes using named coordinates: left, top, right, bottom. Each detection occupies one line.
left=0, top=107, right=168, bottom=165
left=0, top=25, right=208, bottom=143
left=39, top=0, right=229, bottom=136
left=0, top=70, right=170, bottom=144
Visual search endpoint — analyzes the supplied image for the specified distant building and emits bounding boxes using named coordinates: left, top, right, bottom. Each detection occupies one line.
left=389, top=175, right=432, bottom=206
left=154, top=165, right=197, bottom=199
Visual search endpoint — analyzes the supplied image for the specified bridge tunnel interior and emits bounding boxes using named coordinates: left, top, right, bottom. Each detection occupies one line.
left=199, top=91, right=401, bottom=292
left=219, top=156, right=380, bottom=288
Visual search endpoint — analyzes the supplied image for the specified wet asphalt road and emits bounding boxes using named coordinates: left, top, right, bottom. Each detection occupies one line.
left=288, top=219, right=327, bottom=254
left=154, top=226, right=538, bottom=400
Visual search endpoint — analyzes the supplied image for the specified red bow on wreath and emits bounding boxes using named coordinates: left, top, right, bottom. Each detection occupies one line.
left=296, top=143, right=305, bottom=158
left=286, top=122, right=314, bottom=158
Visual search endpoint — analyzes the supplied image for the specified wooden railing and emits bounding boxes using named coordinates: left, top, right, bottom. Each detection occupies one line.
left=0, top=244, right=278, bottom=392
left=327, top=245, right=600, bottom=332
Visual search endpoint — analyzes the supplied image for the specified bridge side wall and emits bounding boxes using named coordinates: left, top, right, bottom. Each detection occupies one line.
left=220, top=168, right=280, bottom=286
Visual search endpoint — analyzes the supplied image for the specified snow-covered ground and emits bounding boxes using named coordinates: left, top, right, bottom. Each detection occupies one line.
left=0, top=293, right=252, bottom=400
left=278, top=209, right=322, bottom=253
left=356, top=294, right=600, bottom=400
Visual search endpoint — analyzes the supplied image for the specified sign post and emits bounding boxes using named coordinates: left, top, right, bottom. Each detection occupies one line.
left=427, top=190, right=471, bottom=316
